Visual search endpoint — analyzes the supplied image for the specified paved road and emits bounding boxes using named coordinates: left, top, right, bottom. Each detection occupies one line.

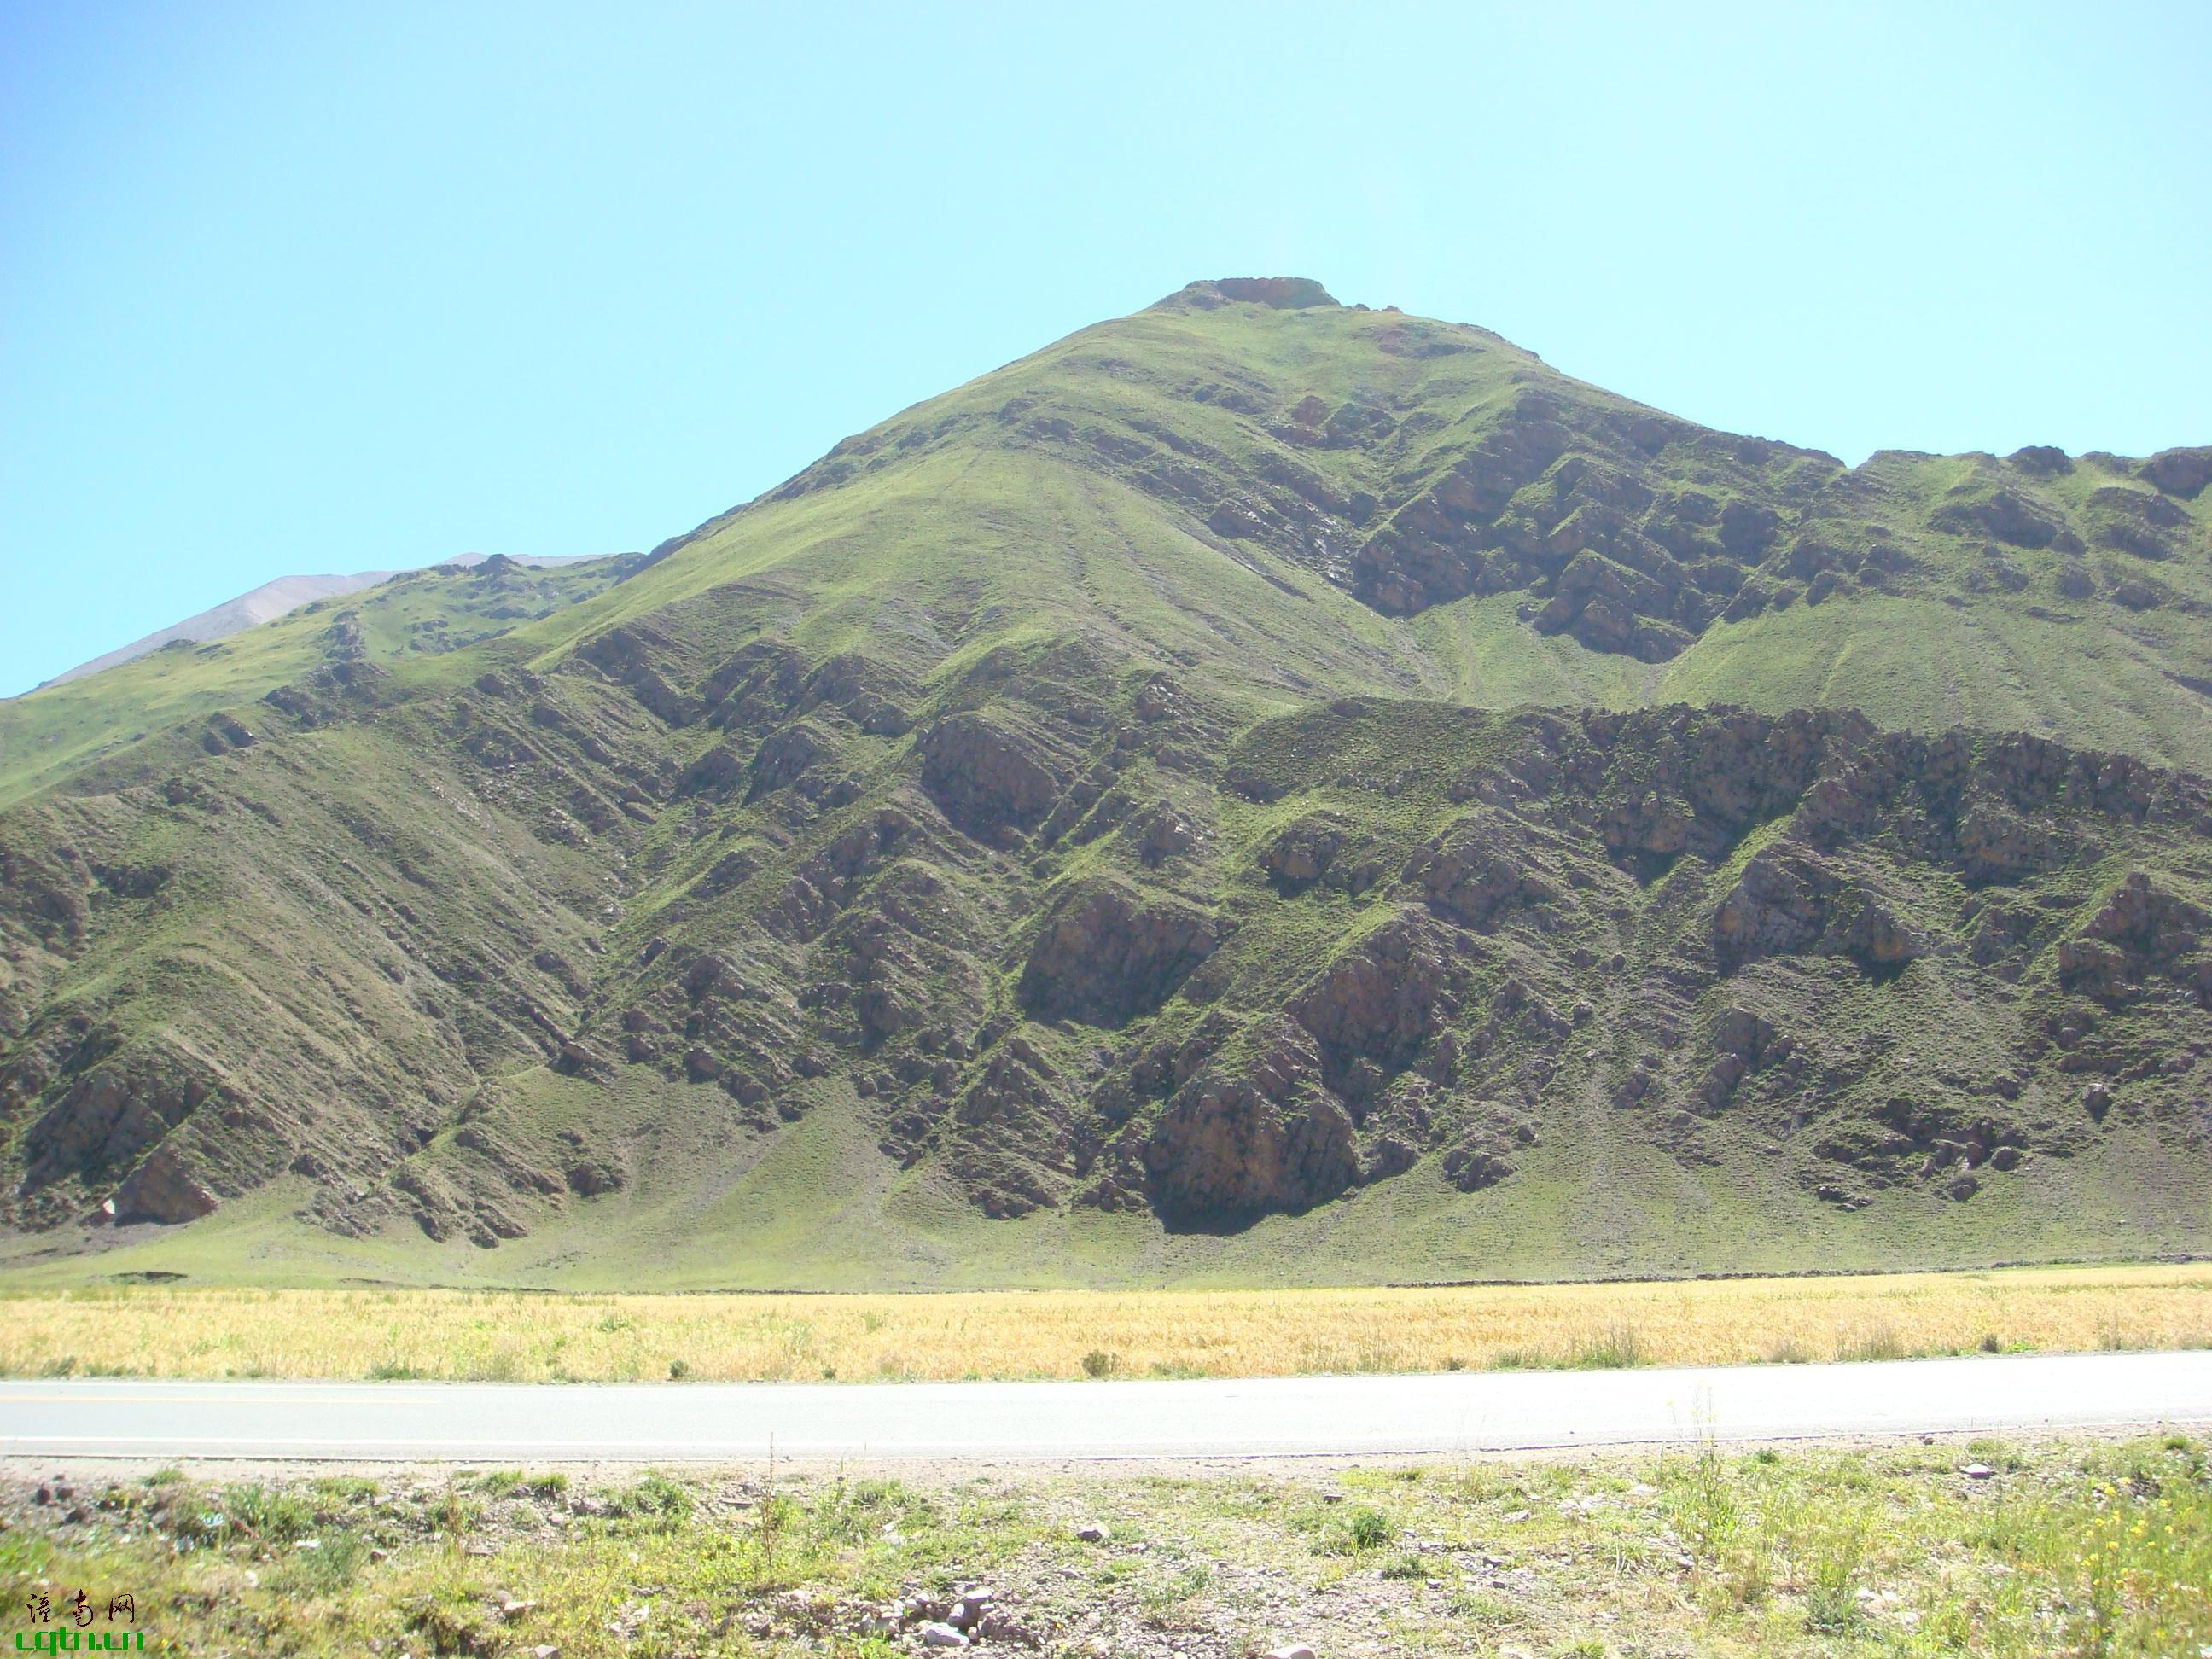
left=3, top=1351, right=2206, bottom=1463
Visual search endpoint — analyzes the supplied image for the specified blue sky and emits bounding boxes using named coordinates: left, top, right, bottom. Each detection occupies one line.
left=3, top=1, right=2207, bottom=696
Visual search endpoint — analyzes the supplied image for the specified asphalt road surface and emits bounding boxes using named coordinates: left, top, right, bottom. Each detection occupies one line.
left=3, top=1351, right=2206, bottom=1463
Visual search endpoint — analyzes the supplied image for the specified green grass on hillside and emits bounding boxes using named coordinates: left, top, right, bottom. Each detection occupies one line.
left=3, top=282, right=2209, bottom=1294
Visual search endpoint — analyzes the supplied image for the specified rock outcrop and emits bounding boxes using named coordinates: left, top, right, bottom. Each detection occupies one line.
left=110, top=1143, right=220, bottom=1225
left=1019, top=882, right=1219, bottom=1027
left=918, top=713, right=1067, bottom=843
left=1142, top=1023, right=1359, bottom=1216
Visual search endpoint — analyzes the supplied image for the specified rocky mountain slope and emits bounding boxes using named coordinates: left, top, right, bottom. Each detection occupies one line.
left=2, top=278, right=2209, bottom=1288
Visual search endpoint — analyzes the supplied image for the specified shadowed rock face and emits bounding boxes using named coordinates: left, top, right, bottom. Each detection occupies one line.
left=1406, top=816, right=1573, bottom=930
left=918, top=713, right=1067, bottom=843
left=2142, top=446, right=2212, bottom=500
left=1019, top=882, right=1219, bottom=1028
left=1292, top=916, right=1460, bottom=1097
left=1063, top=701, right=2212, bottom=1228
left=1142, top=1021, right=1358, bottom=1217
left=1259, top=814, right=1352, bottom=893
left=22, top=1063, right=207, bottom=1194
left=2058, top=873, right=2212, bottom=1006
left=1339, top=405, right=1837, bottom=657
left=111, top=1144, right=219, bottom=1225
left=1714, top=850, right=1836, bottom=969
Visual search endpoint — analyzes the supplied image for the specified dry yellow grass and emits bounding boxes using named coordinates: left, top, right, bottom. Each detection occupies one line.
left=2, top=1262, right=2207, bottom=1383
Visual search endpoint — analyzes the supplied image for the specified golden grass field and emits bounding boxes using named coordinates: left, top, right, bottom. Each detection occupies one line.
left=1, top=1262, right=2207, bottom=1383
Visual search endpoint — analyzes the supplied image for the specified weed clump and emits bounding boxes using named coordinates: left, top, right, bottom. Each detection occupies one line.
left=1569, top=1320, right=1642, bottom=1369
left=603, top=1472, right=692, bottom=1522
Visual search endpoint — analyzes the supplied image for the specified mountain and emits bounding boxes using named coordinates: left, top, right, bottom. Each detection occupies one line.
left=2, top=278, right=2209, bottom=1289
left=30, top=553, right=611, bottom=692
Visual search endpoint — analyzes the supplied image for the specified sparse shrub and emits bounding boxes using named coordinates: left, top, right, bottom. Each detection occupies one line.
left=405, top=1587, right=498, bottom=1657
left=1080, top=1348, right=1120, bottom=1377
left=1669, top=1445, right=1738, bottom=1563
left=605, top=1472, right=692, bottom=1522
left=430, top=1489, right=479, bottom=1534
left=815, top=1476, right=921, bottom=1545
left=1569, top=1320, right=1641, bottom=1369
left=1446, top=1587, right=1516, bottom=1622
left=1347, top=1506, right=1394, bottom=1550
left=1916, top=1595, right=1978, bottom=1649
left=281, top=1529, right=364, bottom=1592
left=747, top=1485, right=800, bottom=1586
left=1837, top=1324, right=1904, bottom=1363
left=169, top=1505, right=232, bottom=1550
left=1307, top=1501, right=1399, bottom=1555
left=668, top=1358, right=690, bottom=1380
left=1802, top=1521, right=1867, bottom=1631
left=1453, top=1463, right=1515, bottom=1503
left=224, top=1483, right=318, bottom=1545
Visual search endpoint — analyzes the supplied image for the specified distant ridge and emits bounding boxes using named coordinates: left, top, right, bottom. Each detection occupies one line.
left=35, top=552, right=604, bottom=690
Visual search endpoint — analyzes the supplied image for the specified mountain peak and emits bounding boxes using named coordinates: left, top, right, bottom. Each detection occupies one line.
left=1161, top=276, right=1339, bottom=311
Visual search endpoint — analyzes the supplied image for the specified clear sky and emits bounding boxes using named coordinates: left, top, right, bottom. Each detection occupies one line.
left=3, top=2, right=2208, bottom=696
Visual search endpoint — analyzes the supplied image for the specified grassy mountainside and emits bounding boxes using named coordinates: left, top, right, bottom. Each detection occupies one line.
left=2, top=278, right=2209, bottom=1288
